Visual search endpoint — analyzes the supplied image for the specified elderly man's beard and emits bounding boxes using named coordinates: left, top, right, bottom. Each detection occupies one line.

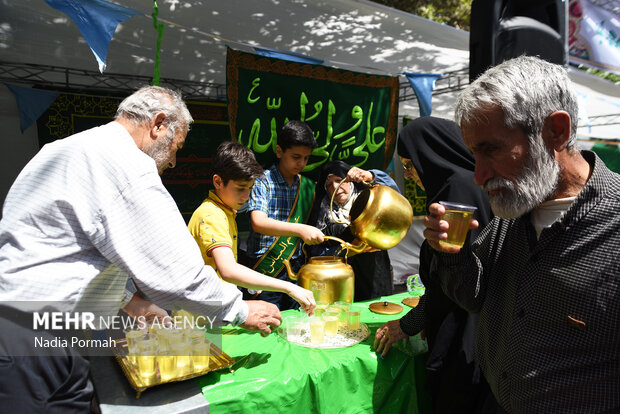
left=143, top=130, right=175, bottom=175
left=482, top=138, right=560, bottom=219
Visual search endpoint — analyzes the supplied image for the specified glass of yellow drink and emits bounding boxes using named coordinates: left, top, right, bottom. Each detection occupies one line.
left=323, top=312, right=339, bottom=336
left=314, top=301, right=329, bottom=317
left=192, top=340, right=211, bottom=371
left=346, top=310, right=361, bottom=331
left=157, top=353, right=177, bottom=381
left=335, top=301, right=351, bottom=326
left=170, top=341, right=193, bottom=377
left=137, top=338, right=158, bottom=385
left=125, top=329, right=147, bottom=351
left=309, top=316, right=325, bottom=344
left=438, top=201, right=477, bottom=249
left=167, top=328, right=187, bottom=346
left=187, top=329, right=206, bottom=344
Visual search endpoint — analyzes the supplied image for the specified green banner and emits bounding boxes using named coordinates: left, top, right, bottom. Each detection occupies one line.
left=226, top=48, right=399, bottom=177
left=35, top=93, right=229, bottom=222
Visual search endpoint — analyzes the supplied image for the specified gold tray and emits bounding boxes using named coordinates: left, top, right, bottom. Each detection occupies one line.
left=113, top=339, right=235, bottom=398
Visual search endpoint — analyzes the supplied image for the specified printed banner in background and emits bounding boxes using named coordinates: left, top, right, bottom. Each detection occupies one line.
left=35, top=93, right=229, bottom=222
left=569, top=0, right=620, bottom=75
left=226, top=48, right=399, bottom=177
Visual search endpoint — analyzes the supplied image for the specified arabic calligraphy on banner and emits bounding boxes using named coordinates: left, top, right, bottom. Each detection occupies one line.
left=226, top=48, right=399, bottom=177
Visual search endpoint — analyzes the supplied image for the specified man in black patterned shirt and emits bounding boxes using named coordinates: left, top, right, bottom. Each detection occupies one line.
left=422, top=56, right=620, bottom=413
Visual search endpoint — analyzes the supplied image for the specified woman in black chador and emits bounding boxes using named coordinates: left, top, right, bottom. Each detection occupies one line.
left=306, top=161, right=398, bottom=301
left=375, top=116, right=493, bottom=413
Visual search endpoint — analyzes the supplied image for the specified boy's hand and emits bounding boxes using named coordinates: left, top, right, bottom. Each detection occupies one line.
left=241, top=300, right=282, bottom=337
left=299, top=224, right=324, bottom=245
left=288, top=285, right=317, bottom=316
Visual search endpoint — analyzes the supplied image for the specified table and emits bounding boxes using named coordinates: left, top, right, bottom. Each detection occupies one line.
left=91, top=292, right=431, bottom=414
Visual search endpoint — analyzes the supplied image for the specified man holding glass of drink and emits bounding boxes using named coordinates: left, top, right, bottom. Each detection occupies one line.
left=423, top=56, right=620, bottom=413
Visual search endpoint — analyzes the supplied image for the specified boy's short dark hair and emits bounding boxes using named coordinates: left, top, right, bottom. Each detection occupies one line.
left=277, top=120, right=318, bottom=151
left=212, top=141, right=263, bottom=184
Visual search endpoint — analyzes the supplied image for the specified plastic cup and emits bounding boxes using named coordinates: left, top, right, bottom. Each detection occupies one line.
left=346, top=310, right=361, bottom=331
left=187, top=329, right=206, bottom=344
left=157, top=353, right=177, bottom=381
left=157, top=327, right=174, bottom=352
left=167, top=328, right=187, bottom=346
left=335, top=301, right=351, bottom=324
left=125, top=329, right=147, bottom=351
left=438, top=201, right=477, bottom=249
left=296, top=312, right=310, bottom=334
left=286, top=315, right=302, bottom=342
left=136, top=338, right=158, bottom=384
left=323, top=312, right=339, bottom=336
left=149, top=324, right=165, bottom=341
left=314, top=302, right=329, bottom=317
left=309, top=316, right=325, bottom=344
left=126, top=347, right=138, bottom=367
left=170, top=341, right=193, bottom=376
left=192, top=340, right=211, bottom=371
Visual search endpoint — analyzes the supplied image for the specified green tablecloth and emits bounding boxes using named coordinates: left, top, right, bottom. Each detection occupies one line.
left=197, top=292, right=431, bottom=414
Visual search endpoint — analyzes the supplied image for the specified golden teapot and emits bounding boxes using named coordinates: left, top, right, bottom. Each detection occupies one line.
left=331, top=181, right=413, bottom=250
left=282, top=237, right=364, bottom=304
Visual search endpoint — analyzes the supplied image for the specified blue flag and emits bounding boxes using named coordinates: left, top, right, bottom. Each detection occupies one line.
left=5, top=84, right=60, bottom=133
left=254, top=47, right=324, bottom=65
left=404, top=72, right=442, bottom=117
left=46, top=0, right=142, bottom=73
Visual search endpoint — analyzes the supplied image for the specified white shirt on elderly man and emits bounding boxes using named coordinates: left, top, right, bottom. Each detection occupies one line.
left=0, top=121, right=247, bottom=325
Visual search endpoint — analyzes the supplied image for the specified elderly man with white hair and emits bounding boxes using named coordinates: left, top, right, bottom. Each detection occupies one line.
left=423, top=56, right=620, bottom=413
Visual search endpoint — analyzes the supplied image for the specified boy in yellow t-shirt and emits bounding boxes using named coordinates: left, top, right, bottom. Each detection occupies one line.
left=187, top=141, right=316, bottom=314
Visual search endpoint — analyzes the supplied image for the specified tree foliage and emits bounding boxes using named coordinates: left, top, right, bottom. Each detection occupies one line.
left=371, top=0, right=472, bottom=30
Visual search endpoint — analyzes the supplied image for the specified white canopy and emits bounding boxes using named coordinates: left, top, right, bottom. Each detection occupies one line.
left=1, top=0, right=619, bottom=206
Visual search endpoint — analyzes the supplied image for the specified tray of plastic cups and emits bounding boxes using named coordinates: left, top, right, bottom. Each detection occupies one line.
left=279, top=303, right=367, bottom=349
left=115, top=325, right=234, bottom=398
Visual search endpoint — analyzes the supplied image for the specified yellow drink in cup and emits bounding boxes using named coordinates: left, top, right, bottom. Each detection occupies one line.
left=187, top=329, right=206, bottom=343
left=170, top=342, right=193, bottom=376
left=315, top=302, right=329, bottom=317
left=438, top=201, right=477, bottom=249
left=136, top=355, right=157, bottom=384
left=158, top=354, right=177, bottom=381
left=137, top=338, right=158, bottom=385
left=335, top=301, right=351, bottom=327
left=125, top=329, right=146, bottom=350
left=192, top=341, right=211, bottom=370
left=149, top=324, right=164, bottom=341
left=157, top=328, right=173, bottom=352
left=347, top=310, right=361, bottom=330
left=126, top=347, right=138, bottom=367
left=309, top=316, right=325, bottom=344
left=167, top=328, right=186, bottom=346
left=323, top=312, right=339, bottom=336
